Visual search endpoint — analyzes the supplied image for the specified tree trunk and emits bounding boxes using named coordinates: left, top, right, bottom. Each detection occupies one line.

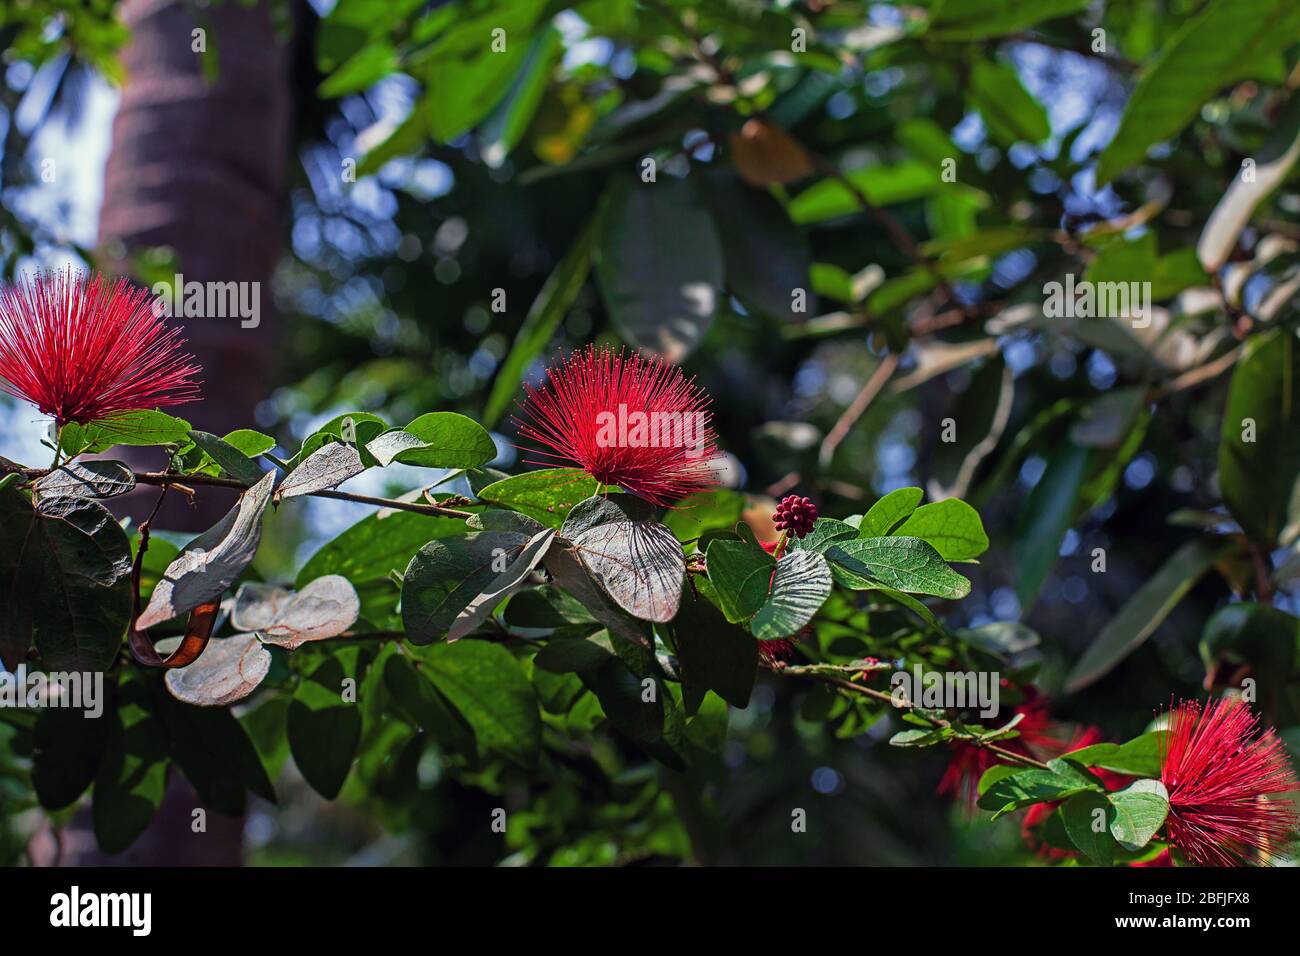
left=98, top=0, right=292, bottom=529
left=47, top=0, right=293, bottom=867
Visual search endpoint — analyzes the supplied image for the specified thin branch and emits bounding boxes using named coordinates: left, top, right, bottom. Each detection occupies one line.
left=819, top=352, right=901, bottom=468
left=779, top=667, right=1051, bottom=770
left=14, top=465, right=476, bottom=519
left=1149, top=344, right=1244, bottom=401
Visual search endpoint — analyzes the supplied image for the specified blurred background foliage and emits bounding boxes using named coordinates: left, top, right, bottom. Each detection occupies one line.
left=2, top=0, right=1299, bottom=865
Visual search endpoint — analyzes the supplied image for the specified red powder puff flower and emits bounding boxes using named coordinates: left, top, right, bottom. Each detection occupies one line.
left=515, top=345, right=720, bottom=506
left=1160, top=697, right=1299, bottom=866
left=0, top=270, right=200, bottom=427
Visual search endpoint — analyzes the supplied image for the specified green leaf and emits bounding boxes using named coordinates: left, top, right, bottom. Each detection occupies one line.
left=592, top=657, right=663, bottom=746
left=977, top=758, right=1106, bottom=818
left=240, top=695, right=291, bottom=784
left=414, top=640, right=541, bottom=768
left=967, top=57, right=1050, bottom=145
left=927, top=0, right=1090, bottom=40
left=1065, top=537, right=1234, bottom=692
left=977, top=763, right=1022, bottom=796
left=704, top=538, right=773, bottom=624
left=533, top=629, right=616, bottom=674
left=1013, top=441, right=1090, bottom=609
left=288, top=653, right=361, bottom=799
left=33, top=705, right=112, bottom=810
left=1219, top=330, right=1300, bottom=545
left=788, top=517, right=859, bottom=555
left=751, top=550, right=833, bottom=639
left=286, top=413, right=387, bottom=470
left=670, top=584, right=757, bottom=713
left=357, top=108, right=428, bottom=178
left=1065, top=732, right=1162, bottom=778
left=1061, top=791, right=1117, bottom=866
left=318, top=41, right=397, bottom=97
left=827, top=537, right=971, bottom=599
left=382, top=653, right=476, bottom=760
left=421, top=0, right=547, bottom=142
left=367, top=412, right=497, bottom=469
left=316, top=0, right=430, bottom=70
left=479, top=26, right=562, bottom=167
left=159, top=695, right=277, bottom=814
left=1200, top=602, right=1300, bottom=683
left=401, top=531, right=529, bottom=643
left=889, top=728, right=951, bottom=747
left=221, top=429, right=276, bottom=456
left=1108, top=779, right=1169, bottom=851
left=1095, top=0, right=1300, bottom=184
left=596, top=175, right=724, bottom=361
left=297, top=508, right=467, bottom=630
left=789, top=161, right=942, bottom=224
left=93, top=675, right=169, bottom=854
left=859, top=487, right=924, bottom=537
left=60, top=409, right=191, bottom=455
left=447, top=528, right=556, bottom=641
left=685, top=690, right=729, bottom=752
left=893, top=498, right=989, bottom=561
left=663, top=489, right=746, bottom=544
left=483, top=216, right=598, bottom=428
left=189, top=430, right=267, bottom=484
left=476, top=468, right=605, bottom=527
left=0, top=491, right=133, bottom=672
left=703, top=167, right=813, bottom=323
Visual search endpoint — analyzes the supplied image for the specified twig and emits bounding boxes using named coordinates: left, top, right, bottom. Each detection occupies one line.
left=1249, top=542, right=1275, bottom=603
left=766, top=470, right=801, bottom=498
left=16, top=466, right=476, bottom=519
left=779, top=667, right=1051, bottom=770
left=1149, top=345, right=1244, bottom=401
left=818, top=352, right=901, bottom=468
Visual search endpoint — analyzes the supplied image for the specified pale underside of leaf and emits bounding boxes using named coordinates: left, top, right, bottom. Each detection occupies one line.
left=164, top=633, right=272, bottom=706
left=136, top=470, right=276, bottom=629
left=277, top=441, right=365, bottom=499
left=232, top=574, right=361, bottom=649
left=448, top=528, right=557, bottom=641
left=572, top=520, right=685, bottom=623
left=33, top=460, right=135, bottom=502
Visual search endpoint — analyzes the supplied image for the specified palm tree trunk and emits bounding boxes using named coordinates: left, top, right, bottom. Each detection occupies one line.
left=53, top=0, right=294, bottom=866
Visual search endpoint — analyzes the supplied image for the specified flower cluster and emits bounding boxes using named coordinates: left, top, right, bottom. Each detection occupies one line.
left=516, top=345, right=720, bottom=506
left=0, top=269, right=200, bottom=427
left=773, top=494, right=817, bottom=538
left=1160, top=697, right=1298, bottom=866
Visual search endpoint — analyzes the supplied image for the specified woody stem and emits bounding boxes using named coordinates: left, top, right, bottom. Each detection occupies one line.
left=13, top=465, right=476, bottom=520
left=777, top=668, right=1051, bottom=771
